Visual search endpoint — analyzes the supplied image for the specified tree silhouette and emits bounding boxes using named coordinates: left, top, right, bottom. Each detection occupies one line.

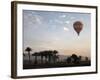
left=43, top=51, right=49, bottom=63
left=53, top=50, right=58, bottom=63
left=53, top=50, right=58, bottom=55
left=39, top=51, right=44, bottom=64
left=32, top=52, right=38, bottom=64
left=78, top=56, right=82, bottom=63
left=25, top=47, right=32, bottom=62
left=40, top=51, right=47, bottom=64
left=32, top=50, right=59, bottom=64
left=23, top=53, right=25, bottom=56
left=71, top=54, right=79, bottom=63
left=47, top=51, right=52, bottom=63
left=66, top=57, right=71, bottom=63
left=85, top=57, right=89, bottom=61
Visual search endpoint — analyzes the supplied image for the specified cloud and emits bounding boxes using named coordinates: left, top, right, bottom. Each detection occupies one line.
left=60, top=15, right=67, bottom=18
left=49, top=19, right=64, bottom=25
left=65, top=21, right=70, bottom=24
left=49, top=20, right=53, bottom=23
left=70, top=16, right=75, bottom=20
left=23, top=11, right=43, bottom=28
left=34, top=15, right=42, bottom=24
left=63, top=27, right=69, bottom=31
left=55, top=19, right=63, bottom=24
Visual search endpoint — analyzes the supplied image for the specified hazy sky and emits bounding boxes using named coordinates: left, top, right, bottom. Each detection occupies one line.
left=23, top=10, right=91, bottom=57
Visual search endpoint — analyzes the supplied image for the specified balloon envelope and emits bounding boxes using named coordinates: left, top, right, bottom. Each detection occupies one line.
left=73, top=21, right=83, bottom=36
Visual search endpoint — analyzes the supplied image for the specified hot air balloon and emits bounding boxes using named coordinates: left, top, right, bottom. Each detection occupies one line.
left=73, top=21, right=83, bottom=36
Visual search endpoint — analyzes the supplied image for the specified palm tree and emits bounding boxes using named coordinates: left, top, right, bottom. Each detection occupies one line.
left=32, top=52, right=38, bottom=64
left=53, top=50, right=58, bottom=55
left=43, top=51, right=50, bottom=63
left=42, top=51, right=52, bottom=64
left=44, top=51, right=49, bottom=63
left=39, top=51, right=44, bottom=64
left=48, top=50, right=54, bottom=63
left=53, top=50, right=58, bottom=63
left=38, top=51, right=48, bottom=64
left=25, top=47, right=32, bottom=62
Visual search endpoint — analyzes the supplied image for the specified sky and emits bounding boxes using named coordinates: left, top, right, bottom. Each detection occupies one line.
left=23, top=10, right=91, bottom=57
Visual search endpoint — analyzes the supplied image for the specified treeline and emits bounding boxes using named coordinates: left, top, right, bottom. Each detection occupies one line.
left=24, top=47, right=90, bottom=65
left=32, top=50, right=59, bottom=64
left=65, top=54, right=89, bottom=64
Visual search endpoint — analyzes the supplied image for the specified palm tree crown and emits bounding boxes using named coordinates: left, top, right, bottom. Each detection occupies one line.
left=25, top=47, right=32, bottom=62
left=25, top=47, right=32, bottom=52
